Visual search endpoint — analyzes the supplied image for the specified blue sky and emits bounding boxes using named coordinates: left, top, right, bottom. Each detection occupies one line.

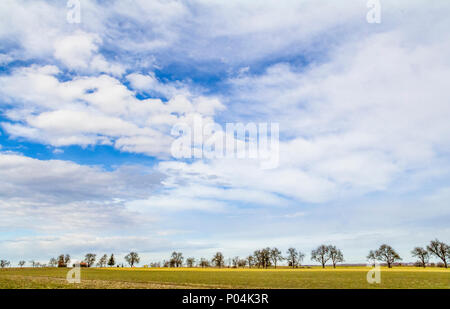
left=0, top=0, right=449, bottom=266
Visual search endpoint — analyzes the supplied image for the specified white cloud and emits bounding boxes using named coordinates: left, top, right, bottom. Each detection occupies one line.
left=54, top=31, right=125, bottom=75
left=54, top=32, right=100, bottom=68
left=0, top=153, right=163, bottom=232
left=156, top=159, right=337, bottom=203
left=0, top=66, right=224, bottom=157
left=221, top=26, right=450, bottom=200
left=126, top=72, right=182, bottom=98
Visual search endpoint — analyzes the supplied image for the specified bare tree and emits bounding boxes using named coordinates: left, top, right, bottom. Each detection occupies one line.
left=238, top=259, right=247, bottom=268
left=328, top=246, right=344, bottom=268
left=170, top=252, right=184, bottom=267
left=0, top=260, right=10, bottom=268
left=230, top=256, right=239, bottom=268
left=247, top=255, right=254, bottom=268
left=49, top=257, right=58, bottom=267
left=29, top=260, right=36, bottom=268
left=253, top=250, right=263, bottom=268
left=254, top=248, right=271, bottom=268
left=124, top=252, right=140, bottom=267
left=263, top=248, right=272, bottom=268
left=18, top=261, right=25, bottom=268
left=286, top=248, right=299, bottom=268
left=298, top=251, right=305, bottom=266
left=411, top=247, right=429, bottom=268
left=84, top=253, right=96, bottom=267
left=169, top=259, right=176, bottom=267
left=374, top=244, right=401, bottom=268
left=285, top=248, right=305, bottom=268
left=427, top=239, right=448, bottom=268
left=367, top=250, right=376, bottom=267
left=199, top=258, right=210, bottom=268
left=212, top=252, right=225, bottom=268
left=186, top=257, right=196, bottom=268
left=64, top=254, right=71, bottom=266
left=97, top=254, right=108, bottom=267
left=270, top=248, right=283, bottom=268
left=311, top=245, right=331, bottom=268
left=150, top=262, right=161, bottom=267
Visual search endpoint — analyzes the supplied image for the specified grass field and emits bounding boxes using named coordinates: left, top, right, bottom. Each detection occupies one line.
left=0, top=267, right=448, bottom=289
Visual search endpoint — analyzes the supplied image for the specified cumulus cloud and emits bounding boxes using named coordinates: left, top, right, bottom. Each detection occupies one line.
left=54, top=31, right=125, bottom=75
left=0, top=65, right=224, bottom=157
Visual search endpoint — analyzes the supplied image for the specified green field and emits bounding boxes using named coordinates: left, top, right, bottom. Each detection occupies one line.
left=0, top=267, right=448, bottom=289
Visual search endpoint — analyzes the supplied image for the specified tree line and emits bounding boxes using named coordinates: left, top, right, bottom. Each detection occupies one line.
left=0, top=252, right=137, bottom=269
left=0, top=239, right=448, bottom=269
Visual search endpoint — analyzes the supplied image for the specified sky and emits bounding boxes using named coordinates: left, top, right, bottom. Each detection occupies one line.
left=0, top=0, right=449, bottom=266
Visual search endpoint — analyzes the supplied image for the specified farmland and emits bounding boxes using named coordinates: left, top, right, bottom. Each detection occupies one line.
left=0, top=267, right=448, bottom=289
